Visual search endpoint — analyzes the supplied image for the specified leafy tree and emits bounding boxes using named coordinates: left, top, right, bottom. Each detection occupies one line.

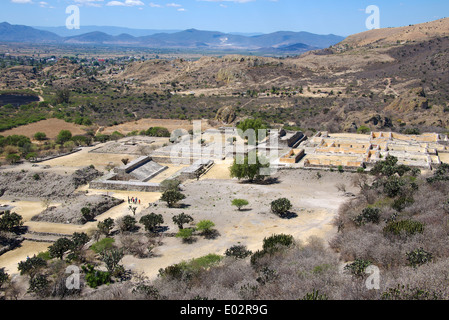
left=196, top=220, right=215, bottom=236
left=175, top=228, right=195, bottom=243
left=225, top=245, right=252, bottom=259
left=56, top=130, right=72, bottom=145
left=270, top=198, right=292, bottom=217
left=117, top=215, right=137, bottom=232
left=236, top=118, right=267, bottom=144
left=0, top=211, right=23, bottom=232
left=100, top=248, right=124, bottom=276
left=17, top=255, right=47, bottom=278
left=49, top=237, right=73, bottom=260
left=81, top=207, right=95, bottom=223
left=172, top=213, right=194, bottom=230
left=97, top=218, right=115, bottom=237
left=232, top=199, right=249, bottom=211
left=33, top=132, right=47, bottom=141
left=28, top=274, right=50, bottom=297
left=0, top=268, right=9, bottom=289
left=140, top=213, right=164, bottom=233
left=160, top=189, right=186, bottom=208
left=160, top=179, right=181, bottom=192
left=55, top=88, right=71, bottom=104
left=229, top=152, right=269, bottom=182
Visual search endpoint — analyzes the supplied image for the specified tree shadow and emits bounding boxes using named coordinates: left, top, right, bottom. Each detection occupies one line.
left=238, top=208, right=252, bottom=212
left=182, top=237, right=198, bottom=244
left=279, top=211, right=298, bottom=220
left=203, top=229, right=220, bottom=240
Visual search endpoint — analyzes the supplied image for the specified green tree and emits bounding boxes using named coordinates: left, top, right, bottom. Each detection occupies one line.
left=33, top=132, right=47, bottom=141
left=175, top=228, right=195, bottom=243
left=196, top=220, right=215, bottom=236
left=55, top=88, right=71, bottom=104
left=231, top=199, right=249, bottom=211
left=97, top=218, right=115, bottom=237
left=236, top=118, right=267, bottom=144
left=117, top=215, right=137, bottom=232
left=172, top=213, right=194, bottom=230
left=140, top=213, right=164, bottom=233
left=81, top=207, right=95, bottom=223
left=225, top=245, right=252, bottom=259
left=49, top=237, right=73, bottom=260
left=56, top=130, right=72, bottom=145
left=17, top=255, right=47, bottom=278
left=344, top=259, right=372, bottom=278
left=0, top=211, right=23, bottom=232
left=160, top=189, right=186, bottom=208
left=229, top=152, right=269, bottom=182
left=270, top=198, right=292, bottom=217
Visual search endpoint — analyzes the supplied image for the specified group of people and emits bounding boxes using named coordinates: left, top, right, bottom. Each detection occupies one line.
left=128, top=196, right=141, bottom=205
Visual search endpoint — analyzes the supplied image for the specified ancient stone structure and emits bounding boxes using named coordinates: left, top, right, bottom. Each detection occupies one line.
left=302, top=131, right=449, bottom=170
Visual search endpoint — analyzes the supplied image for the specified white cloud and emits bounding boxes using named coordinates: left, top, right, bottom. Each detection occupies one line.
left=74, top=0, right=104, bottom=7
left=10, top=0, right=33, bottom=3
left=149, top=2, right=162, bottom=7
left=106, top=0, right=144, bottom=6
left=166, top=3, right=182, bottom=7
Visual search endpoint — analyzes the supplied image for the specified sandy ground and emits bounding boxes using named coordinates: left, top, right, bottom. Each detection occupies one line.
left=122, top=169, right=357, bottom=280
left=0, top=119, right=87, bottom=140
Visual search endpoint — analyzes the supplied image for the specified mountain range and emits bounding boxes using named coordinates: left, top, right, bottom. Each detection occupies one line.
left=0, top=22, right=345, bottom=54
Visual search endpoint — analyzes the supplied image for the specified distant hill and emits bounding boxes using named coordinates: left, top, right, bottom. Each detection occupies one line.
left=0, top=22, right=345, bottom=54
left=0, top=22, right=61, bottom=43
left=33, top=25, right=182, bottom=37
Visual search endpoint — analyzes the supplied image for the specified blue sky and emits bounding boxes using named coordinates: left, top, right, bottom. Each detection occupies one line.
left=1, top=0, right=449, bottom=36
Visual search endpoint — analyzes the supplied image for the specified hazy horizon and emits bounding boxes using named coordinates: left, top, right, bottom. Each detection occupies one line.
left=1, top=0, right=449, bottom=37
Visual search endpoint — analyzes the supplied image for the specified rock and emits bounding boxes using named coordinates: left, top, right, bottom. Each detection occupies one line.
left=215, top=106, right=236, bottom=124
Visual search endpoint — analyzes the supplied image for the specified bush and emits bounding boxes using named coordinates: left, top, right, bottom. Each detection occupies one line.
left=383, top=220, right=425, bottom=236
left=270, top=198, right=292, bottom=217
left=146, top=127, right=170, bottom=137
left=82, top=264, right=111, bottom=289
left=90, top=238, right=115, bottom=254
left=344, top=259, right=372, bottom=278
left=353, top=207, right=380, bottom=226
left=34, top=132, right=47, bottom=141
left=225, top=245, right=252, bottom=259
left=262, top=234, right=295, bottom=252
left=406, top=248, right=433, bottom=268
